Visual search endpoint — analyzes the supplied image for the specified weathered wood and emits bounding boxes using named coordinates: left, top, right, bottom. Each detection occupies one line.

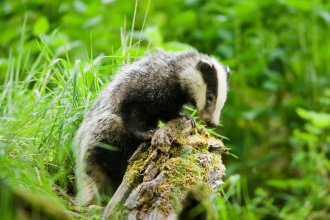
left=102, top=116, right=227, bottom=220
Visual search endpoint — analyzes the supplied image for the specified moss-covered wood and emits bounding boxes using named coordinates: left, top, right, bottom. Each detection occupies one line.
left=102, top=116, right=228, bottom=220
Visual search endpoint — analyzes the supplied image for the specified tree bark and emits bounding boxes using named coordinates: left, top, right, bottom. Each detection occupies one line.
left=102, top=116, right=227, bottom=220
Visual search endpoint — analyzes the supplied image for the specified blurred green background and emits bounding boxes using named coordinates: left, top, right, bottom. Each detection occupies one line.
left=1, top=0, right=330, bottom=219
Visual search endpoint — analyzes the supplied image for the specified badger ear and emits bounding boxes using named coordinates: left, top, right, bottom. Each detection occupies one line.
left=196, top=59, right=213, bottom=72
left=223, top=65, right=232, bottom=75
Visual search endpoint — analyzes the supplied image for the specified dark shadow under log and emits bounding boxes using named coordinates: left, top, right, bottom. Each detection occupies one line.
left=102, top=116, right=228, bottom=220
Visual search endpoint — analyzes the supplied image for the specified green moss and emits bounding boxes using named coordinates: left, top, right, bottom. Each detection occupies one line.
left=209, top=154, right=225, bottom=173
left=156, top=127, right=227, bottom=216
left=124, top=150, right=149, bottom=186
left=121, top=124, right=226, bottom=218
left=157, top=154, right=208, bottom=215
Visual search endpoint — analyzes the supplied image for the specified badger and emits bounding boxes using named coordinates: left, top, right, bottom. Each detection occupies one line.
left=74, top=49, right=231, bottom=206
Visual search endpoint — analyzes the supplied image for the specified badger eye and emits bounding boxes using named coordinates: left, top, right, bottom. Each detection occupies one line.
left=206, top=94, right=214, bottom=102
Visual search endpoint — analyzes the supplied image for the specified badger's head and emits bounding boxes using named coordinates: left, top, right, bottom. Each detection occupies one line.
left=183, top=57, right=231, bottom=128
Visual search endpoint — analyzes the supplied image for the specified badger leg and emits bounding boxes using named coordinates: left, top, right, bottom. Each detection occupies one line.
left=132, top=129, right=155, bottom=140
left=121, top=104, right=158, bottom=141
left=75, top=137, right=111, bottom=206
left=75, top=148, right=130, bottom=206
left=75, top=161, right=110, bottom=206
left=74, top=113, right=133, bottom=206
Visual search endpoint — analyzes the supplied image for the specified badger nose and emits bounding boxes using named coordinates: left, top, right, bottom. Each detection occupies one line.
left=206, top=120, right=217, bottom=128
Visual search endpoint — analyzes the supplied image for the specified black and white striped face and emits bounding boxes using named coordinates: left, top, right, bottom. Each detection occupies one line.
left=194, top=58, right=231, bottom=127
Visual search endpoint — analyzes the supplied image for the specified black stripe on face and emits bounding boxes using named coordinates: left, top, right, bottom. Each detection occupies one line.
left=196, top=60, right=219, bottom=125
left=196, top=60, right=218, bottom=98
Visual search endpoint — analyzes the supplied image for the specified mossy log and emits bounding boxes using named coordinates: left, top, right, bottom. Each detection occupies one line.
left=102, top=116, right=228, bottom=220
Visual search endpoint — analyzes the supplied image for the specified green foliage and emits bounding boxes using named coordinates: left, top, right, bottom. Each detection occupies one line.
left=1, top=0, right=330, bottom=219
left=213, top=89, right=330, bottom=219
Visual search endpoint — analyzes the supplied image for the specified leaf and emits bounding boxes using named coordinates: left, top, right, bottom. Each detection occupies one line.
left=144, top=26, right=163, bottom=46
left=163, top=41, right=194, bottom=51
left=282, top=0, right=312, bottom=12
left=296, top=108, right=330, bottom=128
left=33, top=16, right=49, bottom=36
left=83, top=15, right=102, bottom=28
left=296, top=108, right=311, bottom=120
left=311, top=113, right=330, bottom=128
left=266, top=178, right=309, bottom=189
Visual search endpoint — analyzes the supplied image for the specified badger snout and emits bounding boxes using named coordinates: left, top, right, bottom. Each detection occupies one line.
left=206, top=120, right=218, bottom=128
left=199, top=112, right=219, bottom=128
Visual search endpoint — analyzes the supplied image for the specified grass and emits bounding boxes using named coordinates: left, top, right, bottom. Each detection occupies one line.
left=0, top=13, right=237, bottom=219
left=0, top=30, right=264, bottom=219
left=0, top=24, right=117, bottom=217
left=2, top=1, right=108, bottom=217
left=1, top=1, right=330, bottom=219
left=2, top=26, right=328, bottom=220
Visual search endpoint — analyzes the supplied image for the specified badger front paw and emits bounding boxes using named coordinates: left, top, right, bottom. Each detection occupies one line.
left=133, top=130, right=155, bottom=140
left=183, top=115, right=196, bottom=128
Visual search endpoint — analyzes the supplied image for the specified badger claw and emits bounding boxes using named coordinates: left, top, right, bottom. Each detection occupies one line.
left=183, top=115, right=196, bottom=128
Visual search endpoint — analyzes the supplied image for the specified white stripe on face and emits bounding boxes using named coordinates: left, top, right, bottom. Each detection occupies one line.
left=179, top=66, right=207, bottom=112
left=210, top=57, right=228, bottom=125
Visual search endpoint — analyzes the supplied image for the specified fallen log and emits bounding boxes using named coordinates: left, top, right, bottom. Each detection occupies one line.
left=102, top=116, right=228, bottom=220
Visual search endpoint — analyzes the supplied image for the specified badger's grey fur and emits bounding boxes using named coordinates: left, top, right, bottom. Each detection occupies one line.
left=74, top=49, right=231, bottom=205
